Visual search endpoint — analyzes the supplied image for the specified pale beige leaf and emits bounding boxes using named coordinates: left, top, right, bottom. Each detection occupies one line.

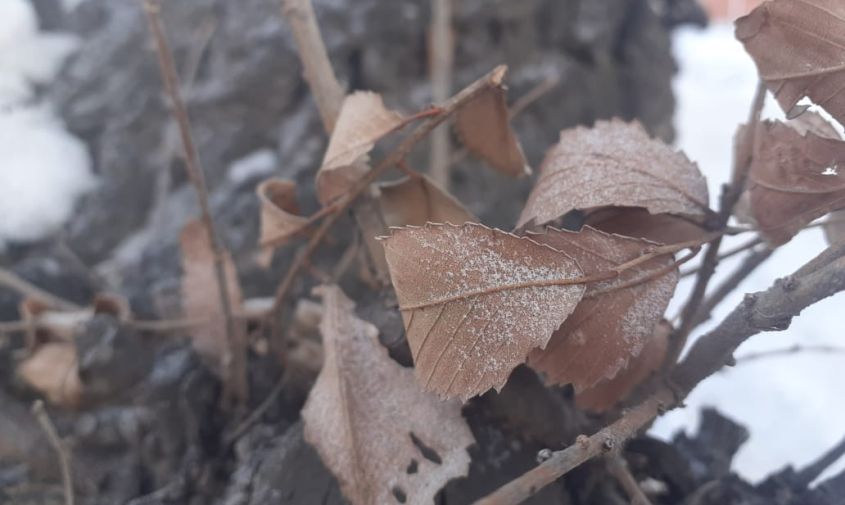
left=745, top=120, right=845, bottom=245
left=302, top=285, right=473, bottom=505
left=517, top=120, right=710, bottom=228
left=736, top=0, right=845, bottom=124
left=179, top=219, right=245, bottom=370
left=527, top=227, right=678, bottom=391
left=317, top=91, right=405, bottom=204
left=17, top=342, right=83, bottom=408
left=455, top=84, right=530, bottom=177
left=824, top=209, right=845, bottom=244
left=257, top=178, right=309, bottom=248
left=576, top=321, right=670, bottom=413
left=381, top=223, right=585, bottom=400
left=378, top=174, right=476, bottom=227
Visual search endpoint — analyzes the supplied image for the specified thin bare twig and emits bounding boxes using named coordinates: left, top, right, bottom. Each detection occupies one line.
left=32, top=400, right=74, bottom=505
left=142, top=0, right=246, bottom=408
left=795, top=432, right=845, bottom=488
left=733, top=344, right=845, bottom=365
left=670, top=81, right=768, bottom=361
left=281, top=0, right=345, bottom=132
left=474, top=245, right=845, bottom=505
left=429, top=0, right=454, bottom=187
left=605, top=454, right=653, bottom=505
left=0, top=268, right=80, bottom=311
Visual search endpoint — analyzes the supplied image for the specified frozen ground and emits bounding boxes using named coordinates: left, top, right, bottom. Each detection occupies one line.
left=0, top=1, right=843, bottom=485
left=651, top=23, right=845, bottom=483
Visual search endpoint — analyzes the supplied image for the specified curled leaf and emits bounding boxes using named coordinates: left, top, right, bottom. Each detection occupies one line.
left=257, top=178, right=309, bottom=248
left=179, top=219, right=246, bottom=372
left=736, top=0, right=845, bottom=123
left=381, top=223, right=585, bottom=400
left=518, top=120, right=709, bottom=228
left=317, top=91, right=404, bottom=204
left=745, top=120, right=845, bottom=245
left=378, top=174, right=476, bottom=227
left=584, top=207, right=712, bottom=245
left=455, top=84, right=530, bottom=177
left=576, top=321, right=670, bottom=413
left=527, top=227, right=678, bottom=391
left=302, top=285, right=473, bottom=505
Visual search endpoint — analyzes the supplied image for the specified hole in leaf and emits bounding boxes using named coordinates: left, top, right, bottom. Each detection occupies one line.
left=392, top=486, right=407, bottom=503
left=406, top=459, right=418, bottom=474
left=409, top=432, right=442, bottom=465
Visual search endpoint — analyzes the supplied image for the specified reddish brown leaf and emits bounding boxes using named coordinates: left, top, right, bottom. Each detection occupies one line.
left=179, top=219, right=246, bottom=372
left=257, top=178, right=309, bottom=248
left=378, top=174, right=476, bottom=227
left=302, top=285, right=473, bottom=505
left=576, top=321, right=670, bottom=413
left=736, top=0, right=845, bottom=124
left=381, top=223, right=585, bottom=400
left=455, top=84, right=530, bottom=177
left=527, top=227, right=678, bottom=391
left=317, top=91, right=404, bottom=204
left=746, top=120, right=845, bottom=245
left=584, top=207, right=712, bottom=245
left=518, top=120, right=710, bottom=228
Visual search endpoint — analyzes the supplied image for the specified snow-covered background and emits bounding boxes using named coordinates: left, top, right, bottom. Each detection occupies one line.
left=1, top=0, right=842, bottom=483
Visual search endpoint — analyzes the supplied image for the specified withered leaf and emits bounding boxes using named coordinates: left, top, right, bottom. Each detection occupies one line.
left=745, top=120, right=845, bottom=245
left=824, top=209, right=845, bottom=244
left=17, top=342, right=83, bottom=408
left=381, top=223, right=585, bottom=400
left=576, top=321, right=670, bottom=413
left=302, top=285, right=473, bottom=505
left=736, top=0, right=845, bottom=124
left=317, top=91, right=404, bottom=204
left=518, top=120, right=709, bottom=228
left=257, top=178, right=309, bottom=248
left=527, top=227, right=678, bottom=391
left=584, top=207, right=712, bottom=245
left=378, top=174, right=476, bottom=228
left=455, top=83, right=530, bottom=177
left=179, top=219, right=246, bottom=371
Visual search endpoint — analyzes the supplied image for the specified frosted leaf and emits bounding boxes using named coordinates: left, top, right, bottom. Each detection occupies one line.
left=736, top=0, right=845, bottom=125
left=517, top=120, right=709, bottom=228
left=378, top=174, right=476, bottom=228
left=455, top=84, right=531, bottom=177
left=302, top=285, right=473, bottom=505
left=744, top=120, right=845, bottom=245
left=381, top=223, right=586, bottom=400
left=576, top=321, right=671, bottom=413
left=527, top=227, right=678, bottom=391
left=317, top=91, right=404, bottom=204
left=584, top=207, right=711, bottom=245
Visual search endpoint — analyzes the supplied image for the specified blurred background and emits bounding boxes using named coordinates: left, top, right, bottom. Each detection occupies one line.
left=1, top=0, right=842, bottom=491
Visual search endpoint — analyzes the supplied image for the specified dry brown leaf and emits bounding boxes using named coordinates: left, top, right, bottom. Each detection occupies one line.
left=736, top=0, right=845, bottom=124
left=317, top=91, right=405, bottom=204
left=746, top=120, right=845, bottom=245
left=378, top=174, right=476, bottom=227
left=381, top=223, right=586, bottom=400
left=576, top=321, right=670, bottom=413
left=517, top=120, right=710, bottom=228
left=17, top=342, right=83, bottom=408
left=179, top=219, right=245, bottom=371
left=455, top=84, right=530, bottom=177
left=302, top=285, right=473, bottom=505
left=584, top=207, right=712, bottom=245
left=257, top=178, right=309, bottom=248
left=526, top=227, right=678, bottom=391
left=824, top=209, right=845, bottom=244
